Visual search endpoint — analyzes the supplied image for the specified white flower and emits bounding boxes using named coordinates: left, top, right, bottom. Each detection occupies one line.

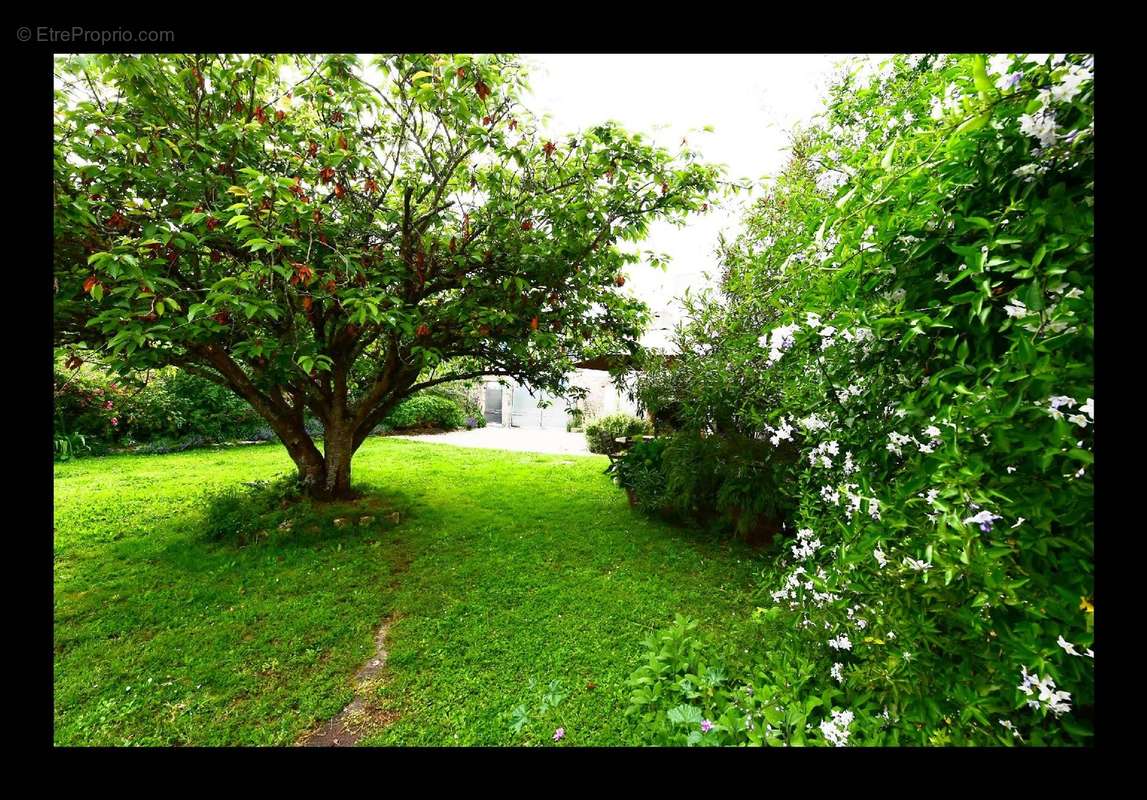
left=1067, top=413, right=1089, bottom=428
left=816, top=168, right=849, bottom=195
left=868, top=498, right=881, bottom=521
left=874, top=548, right=888, bottom=569
left=819, top=709, right=854, bottom=747
left=1004, top=300, right=1029, bottom=318
left=904, top=557, right=932, bottom=572
left=801, top=414, right=829, bottom=432
left=1013, top=163, right=1048, bottom=182
left=1019, top=111, right=1058, bottom=148
left=999, top=719, right=1023, bottom=741
left=1006, top=466, right=1017, bottom=474
left=987, top=54, right=1014, bottom=76
left=1080, top=397, right=1093, bottom=419
left=1048, top=396, right=1077, bottom=410
left=842, top=451, right=857, bottom=475
left=1011, top=517, right=1026, bottom=528
left=830, top=662, right=844, bottom=683
left=935, top=271, right=950, bottom=283
left=1051, top=64, right=1092, bottom=104
left=763, top=323, right=801, bottom=365
left=886, top=631, right=896, bottom=640
left=1018, top=667, right=1072, bottom=717
left=1084, top=648, right=1094, bottom=659
left=805, top=312, right=822, bottom=329
left=965, top=510, right=1002, bottom=531
left=828, top=635, right=852, bottom=651
left=1057, top=635, right=1082, bottom=657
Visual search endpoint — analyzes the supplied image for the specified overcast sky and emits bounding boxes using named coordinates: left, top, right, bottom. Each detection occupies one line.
left=521, top=54, right=862, bottom=348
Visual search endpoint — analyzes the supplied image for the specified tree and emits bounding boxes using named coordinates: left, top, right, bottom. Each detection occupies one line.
left=53, top=54, right=720, bottom=499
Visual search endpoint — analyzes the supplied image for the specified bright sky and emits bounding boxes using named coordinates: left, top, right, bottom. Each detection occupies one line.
left=522, top=54, right=859, bottom=348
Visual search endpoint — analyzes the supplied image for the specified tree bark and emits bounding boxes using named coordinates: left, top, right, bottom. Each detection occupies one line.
left=315, top=421, right=355, bottom=501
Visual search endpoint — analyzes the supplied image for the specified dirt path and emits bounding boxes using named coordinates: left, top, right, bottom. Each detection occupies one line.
left=297, top=618, right=396, bottom=747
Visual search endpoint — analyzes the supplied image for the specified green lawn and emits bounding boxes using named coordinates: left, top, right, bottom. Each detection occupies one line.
left=54, top=437, right=765, bottom=746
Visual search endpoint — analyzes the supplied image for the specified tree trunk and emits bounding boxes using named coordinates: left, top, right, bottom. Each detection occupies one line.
left=279, top=420, right=357, bottom=501
left=274, top=419, right=356, bottom=502
left=318, top=422, right=355, bottom=501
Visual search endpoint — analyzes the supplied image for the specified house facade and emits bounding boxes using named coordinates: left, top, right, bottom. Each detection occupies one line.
left=472, top=368, right=641, bottom=430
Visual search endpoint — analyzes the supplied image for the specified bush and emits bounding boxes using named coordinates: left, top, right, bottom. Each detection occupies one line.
left=380, top=394, right=466, bottom=431
left=54, top=362, right=263, bottom=457
left=584, top=413, right=653, bottom=455
left=630, top=54, right=1094, bottom=745
left=610, top=432, right=797, bottom=542
left=610, top=437, right=669, bottom=513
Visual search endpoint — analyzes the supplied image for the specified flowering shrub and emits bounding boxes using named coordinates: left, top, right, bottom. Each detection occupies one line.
left=630, top=54, right=1093, bottom=745
left=54, top=360, right=263, bottom=455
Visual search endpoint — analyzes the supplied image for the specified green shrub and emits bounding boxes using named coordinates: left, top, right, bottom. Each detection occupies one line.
left=584, top=413, right=653, bottom=455
left=380, top=394, right=466, bottom=431
left=611, top=437, right=669, bottom=513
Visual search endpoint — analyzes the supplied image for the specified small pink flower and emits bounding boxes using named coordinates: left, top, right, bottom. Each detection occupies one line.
left=110, top=417, right=119, bottom=426
left=700, top=719, right=713, bottom=733
left=104, top=400, right=114, bottom=409
left=552, top=727, right=565, bottom=741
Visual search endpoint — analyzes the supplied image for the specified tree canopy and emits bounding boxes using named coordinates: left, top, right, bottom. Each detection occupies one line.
left=53, top=53, right=720, bottom=496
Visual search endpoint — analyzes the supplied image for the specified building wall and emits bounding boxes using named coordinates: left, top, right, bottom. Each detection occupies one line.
left=476, top=370, right=639, bottom=429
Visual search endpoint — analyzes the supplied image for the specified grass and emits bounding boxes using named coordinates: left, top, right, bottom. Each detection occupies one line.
left=54, top=436, right=766, bottom=746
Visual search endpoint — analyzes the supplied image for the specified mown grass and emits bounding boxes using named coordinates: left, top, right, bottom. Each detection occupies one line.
left=54, top=437, right=766, bottom=746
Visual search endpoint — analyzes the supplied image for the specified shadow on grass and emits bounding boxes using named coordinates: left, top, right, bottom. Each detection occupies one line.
left=189, top=474, right=416, bottom=552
